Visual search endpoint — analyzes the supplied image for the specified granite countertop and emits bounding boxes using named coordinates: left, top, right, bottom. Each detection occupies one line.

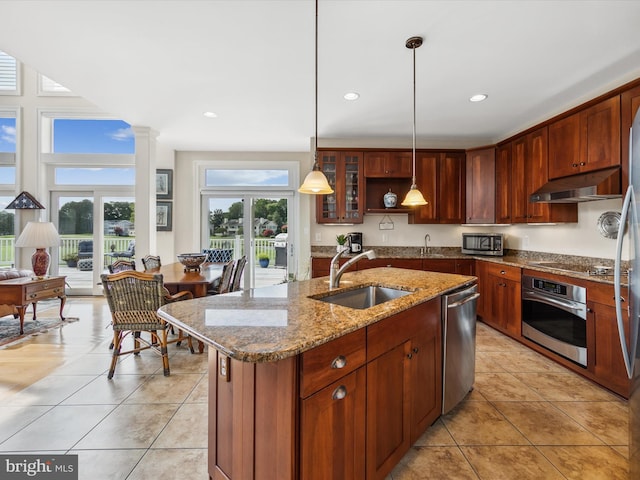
left=311, top=246, right=628, bottom=285
left=158, top=267, right=475, bottom=363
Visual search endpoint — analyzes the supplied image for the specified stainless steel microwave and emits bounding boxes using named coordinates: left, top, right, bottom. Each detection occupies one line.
left=461, top=233, right=504, bottom=256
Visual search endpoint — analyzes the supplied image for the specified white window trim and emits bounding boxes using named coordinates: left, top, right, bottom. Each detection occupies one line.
left=37, top=74, right=76, bottom=97
left=0, top=52, right=21, bottom=96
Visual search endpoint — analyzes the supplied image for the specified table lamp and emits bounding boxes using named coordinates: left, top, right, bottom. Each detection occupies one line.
left=15, top=221, right=61, bottom=277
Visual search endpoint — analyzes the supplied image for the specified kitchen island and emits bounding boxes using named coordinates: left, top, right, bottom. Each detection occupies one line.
left=159, top=267, right=475, bottom=480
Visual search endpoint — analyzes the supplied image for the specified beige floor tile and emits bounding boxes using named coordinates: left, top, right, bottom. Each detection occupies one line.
left=3, top=374, right=97, bottom=406
left=389, top=446, right=479, bottom=480
left=552, top=400, right=629, bottom=446
left=185, top=374, right=208, bottom=403
left=493, top=401, right=603, bottom=446
left=0, top=405, right=52, bottom=443
left=153, top=403, right=208, bottom=449
left=126, top=448, right=208, bottom=480
left=73, top=403, right=179, bottom=450
left=412, top=418, right=456, bottom=447
left=538, top=445, right=628, bottom=480
left=475, top=351, right=506, bottom=373
left=51, top=352, right=113, bottom=375
left=473, top=372, right=545, bottom=402
left=462, top=445, right=565, bottom=480
left=109, top=351, right=164, bottom=376
left=70, top=449, right=146, bottom=480
left=124, top=373, right=202, bottom=404
left=476, top=333, right=524, bottom=352
left=512, top=372, right=620, bottom=402
left=441, top=400, right=529, bottom=446
left=61, top=374, right=149, bottom=405
left=481, top=349, right=567, bottom=374
left=0, top=404, right=115, bottom=451
left=166, top=351, right=208, bottom=374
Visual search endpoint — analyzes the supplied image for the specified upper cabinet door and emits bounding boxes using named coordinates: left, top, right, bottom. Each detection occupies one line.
left=495, top=143, right=512, bottom=224
left=548, top=96, right=620, bottom=180
left=465, top=147, right=495, bottom=224
left=364, top=151, right=413, bottom=178
left=316, top=151, right=364, bottom=224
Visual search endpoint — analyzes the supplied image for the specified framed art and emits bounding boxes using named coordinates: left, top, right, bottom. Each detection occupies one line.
left=156, top=169, right=173, bottom=199
left=156, top=201, right=173, bottom=231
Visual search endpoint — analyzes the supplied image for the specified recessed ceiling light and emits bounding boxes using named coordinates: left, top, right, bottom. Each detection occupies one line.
left=203, top=111, right=218, bottom=118
left=344, top=92, right=360, bottom=101
left=469, top=94, right=488, bottom=102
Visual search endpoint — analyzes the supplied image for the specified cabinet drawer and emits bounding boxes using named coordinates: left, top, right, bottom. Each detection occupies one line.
left=586, top=282, right=616, bottom=306
left=300, top=329, right=366, bottom=398
left=26, top=286, right=64, bottom=301
left=483, top=262, right=521, bottom=282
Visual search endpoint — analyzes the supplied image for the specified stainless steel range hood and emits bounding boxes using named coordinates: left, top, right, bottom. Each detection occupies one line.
left=529, top=166, right=622, bottom=203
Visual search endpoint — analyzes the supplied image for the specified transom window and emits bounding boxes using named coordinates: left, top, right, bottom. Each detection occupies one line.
left=0, top=51, right=19, bottom=95
left=205, top=169, right=289, bottom=187
left=53, top=119, right=134, bottom=154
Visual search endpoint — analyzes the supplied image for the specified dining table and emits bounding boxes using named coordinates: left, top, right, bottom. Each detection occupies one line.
left=149, top=262, right=224, bottom=299
left=148, top=262, right=224, bottom=354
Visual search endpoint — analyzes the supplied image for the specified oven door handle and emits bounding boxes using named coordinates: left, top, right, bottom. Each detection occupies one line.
left=522, top=290, right=586, bottom=319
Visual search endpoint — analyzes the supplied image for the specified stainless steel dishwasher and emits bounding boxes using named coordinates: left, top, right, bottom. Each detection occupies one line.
left=441, top=283, right=479, bottom=414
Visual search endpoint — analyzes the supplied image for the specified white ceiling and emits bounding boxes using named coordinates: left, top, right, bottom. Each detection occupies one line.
left=1, top=0, right=640, bottom=152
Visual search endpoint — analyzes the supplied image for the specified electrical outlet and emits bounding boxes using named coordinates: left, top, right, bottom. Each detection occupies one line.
left=315, top=233, right=322, bottom=242
left=382, top=233, right=388, bottom=243
left=523, top=236, right=529, bottom=249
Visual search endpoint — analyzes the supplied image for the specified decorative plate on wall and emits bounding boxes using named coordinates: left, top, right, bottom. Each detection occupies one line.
left=597, top=211, right=622, bottom=239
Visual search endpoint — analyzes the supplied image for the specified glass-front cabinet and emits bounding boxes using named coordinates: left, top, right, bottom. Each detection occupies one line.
left=316, top=150, right=364, bottom=224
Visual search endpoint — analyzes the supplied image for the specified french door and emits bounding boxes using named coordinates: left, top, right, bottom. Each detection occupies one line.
left=202, top=194, right=293, bottom=289
left=51, top=191, right=135, bottom=296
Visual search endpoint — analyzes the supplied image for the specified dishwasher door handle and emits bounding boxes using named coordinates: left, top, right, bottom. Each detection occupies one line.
left=447, top=292, right=480, bottom=309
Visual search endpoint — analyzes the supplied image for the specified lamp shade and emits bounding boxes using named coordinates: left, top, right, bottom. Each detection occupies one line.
left=15, top=222, right=60, bottom=248
left=401, top=184, right=428, bottom=206
left=298, top=167, right=334, bottom=194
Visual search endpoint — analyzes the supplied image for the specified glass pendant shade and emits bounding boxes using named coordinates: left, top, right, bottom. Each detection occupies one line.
left=401, top=184, right=428, bottom=206
left=298, top=165, right=334, bottom=194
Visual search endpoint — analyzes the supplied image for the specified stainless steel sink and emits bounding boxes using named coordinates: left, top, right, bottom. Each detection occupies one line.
left=312, top=285, right=413, bottom=309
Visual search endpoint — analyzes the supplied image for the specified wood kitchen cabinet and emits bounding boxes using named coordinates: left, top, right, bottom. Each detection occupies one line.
left=586, top=283, right=631, bottom=398
left=316, top=150, right=364, bottom=224
left=478, top=261, right=521, bottom=337
left=300, top=329, right=367, bottom=480
left=495, top=143, right=513, bottom=224
left=465, top=147, right=495, bottom=223
left=361, top=258, right=422, bottom=270
left=311, top=257, right=355, bottom=278
left=410, top=151, right=465, bottom=224
left=622, top=84, right=640, bottom=191
left=510, top=128, right=577, bottom=223
left=366, top=299, right=441, bottom=480
left=364, top=151, right=413, bottom=177
left=548, top=96, right=621, bottom=180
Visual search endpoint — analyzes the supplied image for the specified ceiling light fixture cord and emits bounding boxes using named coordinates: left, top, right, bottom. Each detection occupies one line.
left=401, top=36, right=428, bottom=206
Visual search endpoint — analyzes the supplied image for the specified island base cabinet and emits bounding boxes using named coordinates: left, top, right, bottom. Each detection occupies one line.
left=300, top=367, right=366, bottom=480
left=208, top=350, right=297, bottom=480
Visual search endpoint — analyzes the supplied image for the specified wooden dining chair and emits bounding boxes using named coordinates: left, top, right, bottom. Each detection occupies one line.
left=101, top=271, right=194, bottom=378
left=208, top=260, right=234, bottom=295
left=141, top=255, right=162, bottom=271
left=108, top=259, right=136, bottom=273
left=231, top=256, right=247, bottom=292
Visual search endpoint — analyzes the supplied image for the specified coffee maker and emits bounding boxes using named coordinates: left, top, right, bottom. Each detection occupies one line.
left=348, top=232, right=363, bottom=253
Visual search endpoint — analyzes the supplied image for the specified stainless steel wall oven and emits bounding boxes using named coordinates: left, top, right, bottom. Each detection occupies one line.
left=521, top=275, right=587, bottom=367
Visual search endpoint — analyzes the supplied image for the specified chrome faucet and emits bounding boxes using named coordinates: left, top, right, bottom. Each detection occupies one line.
left=422, top=233, right=431, bottom=256
left=329, top=248, right=376, bottom=288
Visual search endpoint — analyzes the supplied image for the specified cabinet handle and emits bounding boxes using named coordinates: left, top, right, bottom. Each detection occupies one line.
left=331, top=355, right=347, bottom=369
left=407, top=353, right=413, bottom=359
left=500, top=270, right=506, bottom=275
left=572, top=163, right=578, bottom=167
left=579, top=162, right=586, bottom=166
left=332, top=385, right=347, bottom=400
left=412, top=347, right=419, bottom=354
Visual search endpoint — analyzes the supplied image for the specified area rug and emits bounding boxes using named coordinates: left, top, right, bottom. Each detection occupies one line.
left=0, top=316, right=79, bottom=347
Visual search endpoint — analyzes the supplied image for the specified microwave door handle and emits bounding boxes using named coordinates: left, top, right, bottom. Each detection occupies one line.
left=522, top=290, right=586, bottom=317
left=615, top=185, right=633, bottom=379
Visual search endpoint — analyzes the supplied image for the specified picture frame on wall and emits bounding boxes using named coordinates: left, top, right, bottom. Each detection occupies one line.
left=156, top=169, right=173, bottom=199
left=156, top=201, right=173, bottom=231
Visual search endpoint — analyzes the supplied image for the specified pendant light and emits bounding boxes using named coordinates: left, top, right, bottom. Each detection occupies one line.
left=298, top=0, right=334, bottom=195
left=401, top=36, right=428, bottom=207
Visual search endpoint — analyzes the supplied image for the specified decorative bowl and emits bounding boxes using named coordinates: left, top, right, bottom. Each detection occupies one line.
left=177, top=253, right=207, bottom=271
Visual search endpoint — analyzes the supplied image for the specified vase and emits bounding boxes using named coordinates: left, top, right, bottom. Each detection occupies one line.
left=383, top=189, right=397, bottom=208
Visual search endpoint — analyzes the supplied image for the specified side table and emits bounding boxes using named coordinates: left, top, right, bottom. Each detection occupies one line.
left=0, top=276, right=66, bottom=334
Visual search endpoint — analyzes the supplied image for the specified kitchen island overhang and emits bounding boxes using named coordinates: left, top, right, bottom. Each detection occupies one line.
left=157, top=267, right=476, bottom=362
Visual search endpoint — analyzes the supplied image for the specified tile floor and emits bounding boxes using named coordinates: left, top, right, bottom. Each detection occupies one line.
left=0, top=297, right=630, bottom=479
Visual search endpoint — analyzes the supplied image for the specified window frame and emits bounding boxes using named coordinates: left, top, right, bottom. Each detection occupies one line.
left=0, top=51, right=21, bottom=96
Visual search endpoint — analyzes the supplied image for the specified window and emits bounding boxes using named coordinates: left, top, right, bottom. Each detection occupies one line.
left=0, top=112, right=17, bottom=185
left=0, top=50, right=20, bottom=95
left=205, top=169, right=290, bottom=187
left=55, top=167, right=135, bottom=186
left=38, top=74, right=74, bottom=96
left=53, top=119, right=134, bottom=154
